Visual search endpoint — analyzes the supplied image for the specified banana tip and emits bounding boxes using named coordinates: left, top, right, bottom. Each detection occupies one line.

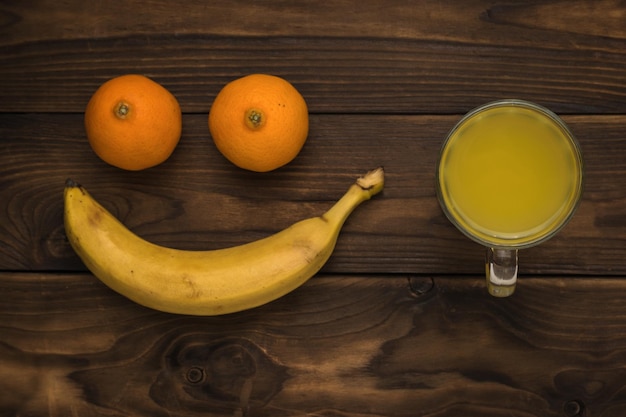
left=65, top=178, right=80, bottom=188
left=357, top=167, right=385, bottom=195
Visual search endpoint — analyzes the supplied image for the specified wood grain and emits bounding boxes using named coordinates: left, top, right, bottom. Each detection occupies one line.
left=3, top=0, right=625, bottom=43
left=2, top=272, right=626, bottom=416
left=1, top=113, right=625, bottom=275
left=2, top=1, right=626, bottom=415
left=1, top=1, right=625, bottom=114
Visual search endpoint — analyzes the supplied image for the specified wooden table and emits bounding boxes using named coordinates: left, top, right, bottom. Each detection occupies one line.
left=1, top=1, right=625, bottom=416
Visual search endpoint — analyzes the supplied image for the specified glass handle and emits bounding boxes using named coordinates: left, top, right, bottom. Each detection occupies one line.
left=486, top=248, right=518, bottom=297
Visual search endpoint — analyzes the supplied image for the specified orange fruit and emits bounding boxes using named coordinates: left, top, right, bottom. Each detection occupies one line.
left=208, top=74, right=309, bottom=172
left=84, top=74, right=182, bottom=170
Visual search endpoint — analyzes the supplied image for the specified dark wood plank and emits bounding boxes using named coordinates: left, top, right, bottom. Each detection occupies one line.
left=4, top=0, right=625, bottom=44
left=2, top=271, right=626, bottom=416
left=1, top=113, right=625, bottom=275
left=1, top=1, right=625, bottom=113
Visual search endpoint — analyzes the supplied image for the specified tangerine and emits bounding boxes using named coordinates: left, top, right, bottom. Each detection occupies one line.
left=84, top=74, right=182, bottom=170
left=208, top=74, right=309, bottom=172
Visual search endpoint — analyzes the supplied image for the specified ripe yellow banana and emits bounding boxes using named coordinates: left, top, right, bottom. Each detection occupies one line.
left=64, top=168, right=384, bottom=315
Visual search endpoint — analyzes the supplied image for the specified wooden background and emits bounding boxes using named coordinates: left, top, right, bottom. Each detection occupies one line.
left=1, top=1, right=625, bottom=416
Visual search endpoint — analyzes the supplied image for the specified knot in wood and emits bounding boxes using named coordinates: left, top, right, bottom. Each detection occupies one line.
left=563, top=400, right=584, bottom=417
left=408, top=276, right=435, bottom=298
left=186, top=366, right=205, bottom=384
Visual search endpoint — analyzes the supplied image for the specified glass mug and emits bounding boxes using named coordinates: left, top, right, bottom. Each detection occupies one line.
left=436, top=100, right=584, bottom=297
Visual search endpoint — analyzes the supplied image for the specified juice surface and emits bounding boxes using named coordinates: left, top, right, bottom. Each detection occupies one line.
left=438, top=104, right=582, bottom=247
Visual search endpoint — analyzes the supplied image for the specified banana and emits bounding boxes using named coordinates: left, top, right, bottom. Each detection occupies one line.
left=64, top=168, right=384, bottom=315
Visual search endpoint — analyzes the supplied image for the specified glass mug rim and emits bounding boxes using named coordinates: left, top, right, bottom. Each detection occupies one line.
left=436, top=99, right=584, bottom=250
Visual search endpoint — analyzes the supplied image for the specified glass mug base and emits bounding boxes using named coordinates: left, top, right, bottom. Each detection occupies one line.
left=486, top=248, right=518, bottom=297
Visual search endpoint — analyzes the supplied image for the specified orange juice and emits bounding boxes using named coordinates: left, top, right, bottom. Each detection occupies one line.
left=437, top=101, right=583, bottom=248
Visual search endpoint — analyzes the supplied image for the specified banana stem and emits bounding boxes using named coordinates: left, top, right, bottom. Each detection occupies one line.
left=322, top=167, right=385, bottom=226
